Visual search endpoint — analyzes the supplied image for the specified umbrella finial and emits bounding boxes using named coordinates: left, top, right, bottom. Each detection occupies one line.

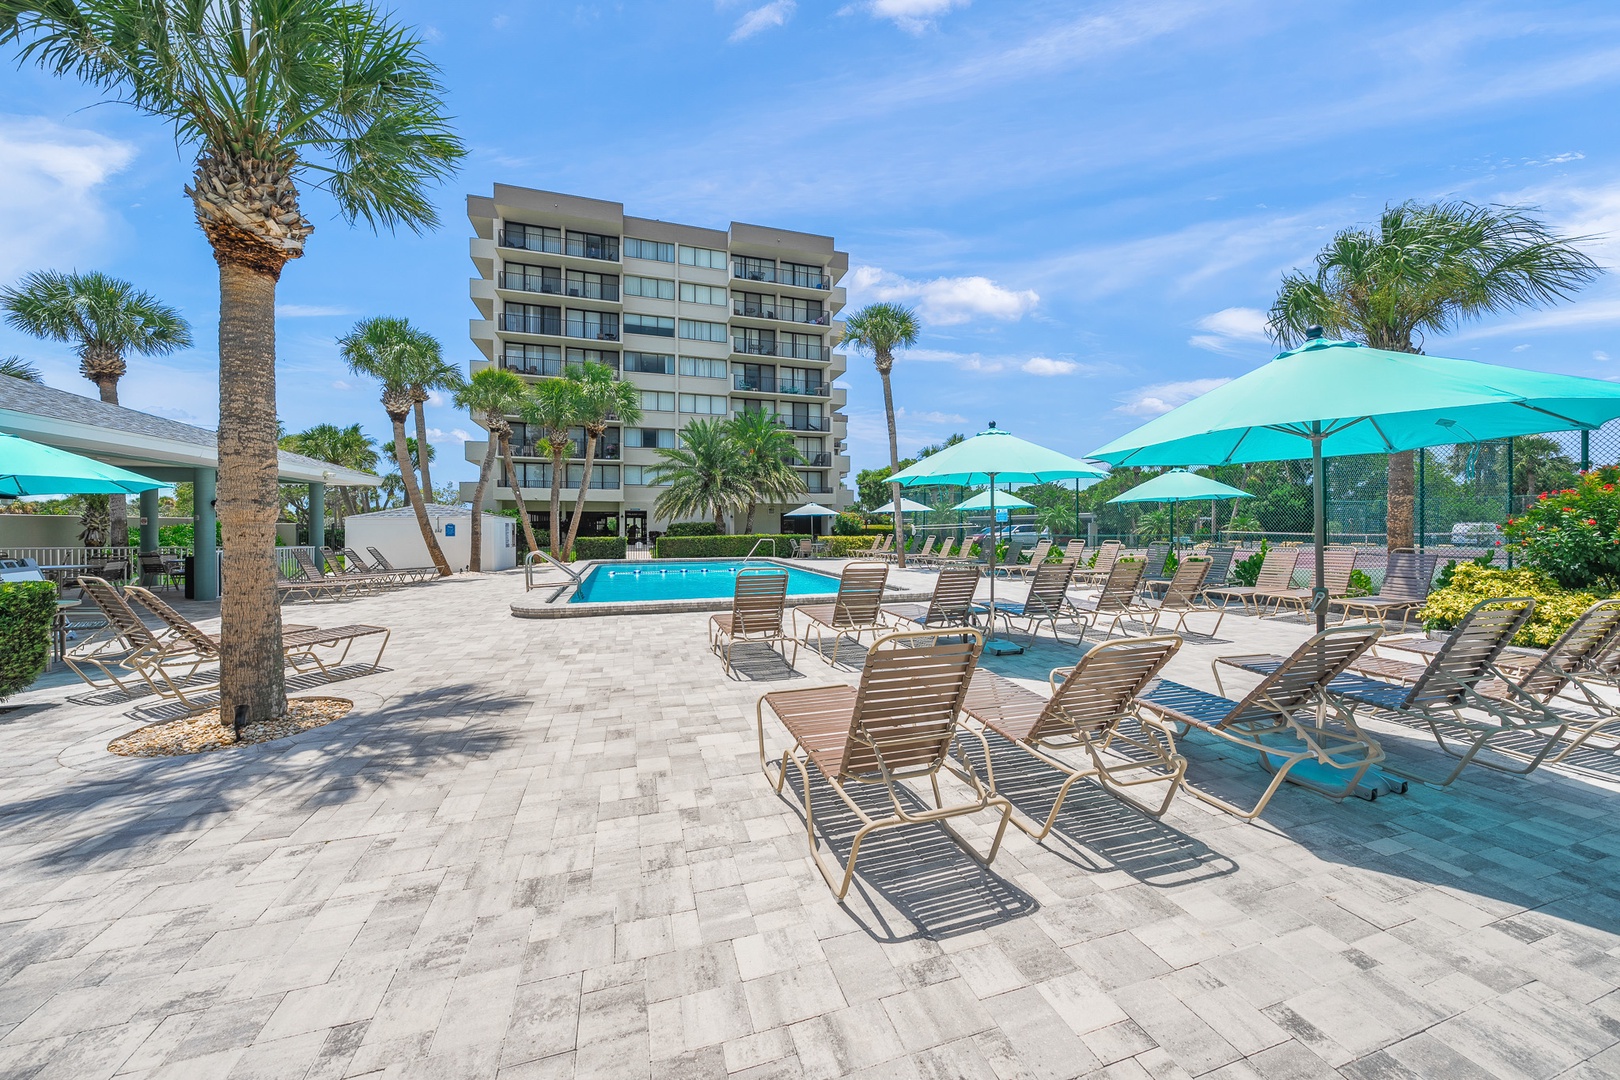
left=987, top=421, right=997, bottom=429
left=1306, top=325, right=1325, bottom=340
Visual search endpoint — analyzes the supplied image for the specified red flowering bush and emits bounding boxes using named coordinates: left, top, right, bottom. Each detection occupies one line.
left=1503, top=466, right=1620, bottom=591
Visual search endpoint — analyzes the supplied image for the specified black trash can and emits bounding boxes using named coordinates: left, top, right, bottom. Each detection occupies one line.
left=183, top=555, right=196, bottom=600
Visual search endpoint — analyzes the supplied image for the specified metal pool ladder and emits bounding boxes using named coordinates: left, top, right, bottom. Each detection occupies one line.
left=525, top=549, right=583, bottom=591
left=742, top=538, right=777, bottom=566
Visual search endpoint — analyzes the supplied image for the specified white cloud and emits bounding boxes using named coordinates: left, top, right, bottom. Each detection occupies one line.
left=730, top=0, right=795, bottom=41
left=428, top=427, right=472, bottom=443
left=844, top=0, right=969, bottom=33
left=1188, top=306, right=1273, bottom=354
left=848, top=265, right=1038, bottom=325
left=1596, top=351, right=1611, bottom=362
left=1117, top=377, right=1230, bottom=417
left=276, top=304, right=355, bottom=318
left=903, top=348, right=1006, bottom=373
left=1511, top=343, right=1531, bottom=352
left=331, top=379, right=354, bottom=391
left=900, top=407, right=969, bottom=425
left=1451, top=298, right=1620, bottom=340
left=1022, top=357, right=1077, bottom=377
left=0, top=116, right=136, bottom=283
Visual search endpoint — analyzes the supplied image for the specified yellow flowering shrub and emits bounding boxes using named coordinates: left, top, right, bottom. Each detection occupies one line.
left=1417, top=562, right=1607, bottom=648
left=823, top=535, right=876, bottom=558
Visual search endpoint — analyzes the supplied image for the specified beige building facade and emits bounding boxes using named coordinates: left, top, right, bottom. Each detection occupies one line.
left=462, top=185, right=852, bottom=544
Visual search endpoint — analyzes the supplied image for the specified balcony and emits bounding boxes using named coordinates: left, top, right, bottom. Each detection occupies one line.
left=732, top=373, right=828, bottom=396
left=565, top=319, right=620, bottom=342
left=565, top=235, right=619, bottom=261
left=511, top=443, right=621, bottom=461
left=499, top=271, right=563, bottom=295
left=801, top=452, right=833, bottom=468
left=732, top=300, right=830, bottom=325
left=505, top=358, right=621, bottom=379
left=735, top=411, right=830, bottom=432
left=801, top=485, right=834, bottom=495
left=500, top=227, right=562, bottom=254
left=501, top=311, right=562, bottom=336
left=732, top=264, right=829, bottom=289
left=731, top=337, right=828, bottom=361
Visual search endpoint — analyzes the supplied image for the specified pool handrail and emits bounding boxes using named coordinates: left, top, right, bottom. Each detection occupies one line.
left=525, top=549, right=583, bottom=591
left=742, top=538, right=777, bottom=565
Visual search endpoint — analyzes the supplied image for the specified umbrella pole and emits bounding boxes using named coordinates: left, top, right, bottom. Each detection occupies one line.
left=1313, top=429, right=1327, bottom=633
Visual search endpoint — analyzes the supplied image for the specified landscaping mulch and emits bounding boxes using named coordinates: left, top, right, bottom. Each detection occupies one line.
left=108, top=697, right=353, bottom=757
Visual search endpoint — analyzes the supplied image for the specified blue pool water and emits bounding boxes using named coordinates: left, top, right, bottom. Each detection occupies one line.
left=569, top=560, right=841, bottom=604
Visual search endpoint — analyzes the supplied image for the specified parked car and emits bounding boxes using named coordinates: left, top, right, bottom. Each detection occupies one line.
left=1450, top=521, right=1502, bottom=546
left=968, top=523, right=1050, bottom=547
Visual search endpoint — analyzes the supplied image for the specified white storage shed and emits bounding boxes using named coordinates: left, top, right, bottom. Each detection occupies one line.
left=345, top=504, right=516, bottom=573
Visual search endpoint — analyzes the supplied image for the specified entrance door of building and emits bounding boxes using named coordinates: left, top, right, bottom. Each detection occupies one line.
left=626, top=510, right=647, bottom=546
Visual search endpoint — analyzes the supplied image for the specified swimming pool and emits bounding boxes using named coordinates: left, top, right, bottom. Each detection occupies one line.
left=569, top=559, right=843, bottom=604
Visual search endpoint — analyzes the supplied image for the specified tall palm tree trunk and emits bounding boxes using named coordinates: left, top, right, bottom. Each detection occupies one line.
left=467, top=435, right=499, bottom=572
left=563, top=433, right=598, bottom=559
left=548, top=448, right=566, bottom=559
left=412, top=396, right=434, bottom=499
left=215, top=259, right=286, bottom=734
left=1387, top=451, right=1416, bottom=550
left=744, top=501, right=757, bottom=534
left=88, top=374, right=134, bottom=550
left=391, top=413, right=452, bottom=576
left=501, top=432, right=541, bottom=555
left=878, top=358, right=906, bottom=568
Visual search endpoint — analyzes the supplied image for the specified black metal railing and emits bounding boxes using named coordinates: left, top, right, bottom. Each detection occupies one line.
left=500, top=228, right=562, bottom=253
left=565, top=319, right=619, bottom=341
left=565, top=236, right=619, bottom=261
left=732, top=264, right=829, bottom=289
left=732, top=299, right=829, bottom=324
left=802, top=453, right=832, bottom=467
left=499, top=271, right=563, bottom=294
left=502, top=312, right=562, bottom=335
left=731, top=337, right=826, bottom=361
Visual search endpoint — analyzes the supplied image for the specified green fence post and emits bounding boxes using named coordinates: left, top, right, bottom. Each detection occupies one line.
left=1582, top=429, right=1591, bottom=472
left=1416, top=448, right=1425, bottom=553
left=1505, top=438, right=1514, bottom=569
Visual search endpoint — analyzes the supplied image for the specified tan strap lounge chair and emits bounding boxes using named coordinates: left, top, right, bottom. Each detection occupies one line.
left=795, top=561, right=890, bottom=665
left=64, top=576, right=211, bottom=702
left=709, top=569, right=797, bottom=677
left=1329, top=550, right=1438, bottom=625
left=1006, top=539, right=1053, bottom=580
left=291, top=550, right=381, bottom=596
left=367, top=547, right=439, bottom=581
left=1137, top=624, right=1387, bottom=819
left=1071, top=540, right=1123, bottom=587
left=1059, top=539, right=1087, bottom=567
left=1140, top=556, right=1224, bottom=637
left=756, top=629, right=1011, bottom=899
left=1253, top=547, right=1356, bottom=617
left=962, top=635, right=1186, bottom=833
left=915, top=537, right=955, bottom=568
left=884, top=566, right=984, bottom=633
left=1067, top=558, right=1148, bottom=639
left=1202, top=546, right=1297, bottom=614
left=342, top=548, right=426, bottom=585
left=989, top=561, right=1086, bottom=645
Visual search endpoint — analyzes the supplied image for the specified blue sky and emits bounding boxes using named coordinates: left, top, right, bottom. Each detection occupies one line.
left=3, top=0, right=1620, bottom=490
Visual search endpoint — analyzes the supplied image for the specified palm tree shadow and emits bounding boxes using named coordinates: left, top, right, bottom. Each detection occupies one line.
left=775, top=766, right=1038, bottom=943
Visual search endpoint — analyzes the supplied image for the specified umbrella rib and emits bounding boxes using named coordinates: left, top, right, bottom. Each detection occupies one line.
left=1511, top=402, right=1597, bottom=429
left=1365, top=417, right=1398, bottom=452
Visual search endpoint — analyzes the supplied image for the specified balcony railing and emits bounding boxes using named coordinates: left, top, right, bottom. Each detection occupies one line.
left=731, top=337, right=827, bottom=361
left=732, top=264, right=829, bottom=289
left=802, top=452, right=832, bottom=468
left=565, top=319, right=620, bottom=342
left=502, top=312, right=562, bottom=336
left=499, top=271, right=562, bottom=295
left=801, top=485, right=833, bottom=495
left=737, top=411, right=828, bottom=432
left=505, top=358, right=620, bottom=379
left=500, top=228, right=562, bottom=254
left=732, top=374, right=828, bottom=396
left=566, top=236, right=620, bottom=261
left=732, top=300, right=830, bottom=325
left=511, top=443, right=621, bottom=461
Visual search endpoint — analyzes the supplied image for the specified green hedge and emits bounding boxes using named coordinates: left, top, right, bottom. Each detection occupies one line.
left=860, top=524, right=895, bottom=536
left=824, top=536, right=876, bottom=557
left=654, top=533, right=810, bottom=559
left=664, top=521, right=722, bottom=537
left=0, top=582, right=56, bottom=702
left=573, top=536, right=627, bottom=561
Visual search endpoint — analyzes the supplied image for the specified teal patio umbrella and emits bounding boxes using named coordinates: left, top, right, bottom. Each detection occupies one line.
left=950, top=489, right=1036, bottom=511
left=783, top=501, right=840, bottom=540
left=1108, top=469, right=1251, bottom=550
left=890, top=424, right=1108, bottom=649
left=867, top=496, right=934, bottom=515
left=1090, top=334, right=1620, bottom=629
left=0, top=432, right=164, bottom=497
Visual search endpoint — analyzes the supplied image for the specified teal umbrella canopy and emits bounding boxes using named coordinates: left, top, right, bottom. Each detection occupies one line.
left=868, top=496, right=934, bottom=515
left=890, top=424, right=1108, bottom=487
left=1108, top=469, right=1251, bottom=505
left=1089, top=338, right=1620, bottom=466
left=952, top=489, right=1036, bottom=511
left=0, top=432, right=164, bottom=497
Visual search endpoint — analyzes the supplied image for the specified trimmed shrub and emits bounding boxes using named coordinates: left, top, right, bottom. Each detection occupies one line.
left=664, top=521, right=721, bottom=537
left=824, top=536, right=875, bottom=557
left=831, top=513, right=865, bottom=536
left=1230, top=541, right=1270, bottom=587
left=1418, top=563, right=1609, bottom=648
left=0, top=581, right=56, bottom=702
left=654, top=534, right=810, bottom=559
left=860, top=524, right=894, bottom=536
left=573, top=536, right=627, bottom=561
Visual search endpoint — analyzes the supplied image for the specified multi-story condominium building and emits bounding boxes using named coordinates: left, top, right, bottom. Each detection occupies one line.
left=462, top=185, right=852, bottom=544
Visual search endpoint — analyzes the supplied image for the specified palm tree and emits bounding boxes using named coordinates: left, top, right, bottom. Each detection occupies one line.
left=651, top=418, right=750, bottom=532
left=519, top=374, right=584, bottom=558
left=1268, top=200, right=1600, bottom=550
left=407, top=351, right=461, bottom=499
left=0, top=355, right=41, bottom=381
left=0, top=0, right=464, bottom=731
left=282, top=422, right=378, bottom=522
left=562, top=363, right=641, bottom=558
left=454, top=368, right=526, bottom=571
left=728, top=409, right=805, bottom=533
left=2, top=269, right=192, bottom=547
left=341, top=318, right=452, bottom=578
left=841, top=302, right=920, bottom=566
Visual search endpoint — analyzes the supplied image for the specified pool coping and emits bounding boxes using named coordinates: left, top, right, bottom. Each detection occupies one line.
left=510, top=557, right=931, bottom=619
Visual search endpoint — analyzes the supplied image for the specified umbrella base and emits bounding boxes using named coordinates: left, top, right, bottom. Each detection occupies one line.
left=985, top=638, right=1025, bottom=656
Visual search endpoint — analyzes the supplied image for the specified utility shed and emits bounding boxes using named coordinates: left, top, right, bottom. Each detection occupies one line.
left=345, top=504, right=515, bottom=572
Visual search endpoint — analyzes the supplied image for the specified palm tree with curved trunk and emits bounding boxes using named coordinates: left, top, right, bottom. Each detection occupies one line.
left=341, top=317, right=452, bottom=577
left=281, top=422, right=378, bottom=521
left=454, top=367, right=526, bottom=571
left=1269, top=200, right=1599, bottom=550
left=408, top=352, right=461, bottom=499
left=728, top=408, right=806, bottom=533
left=2, top=269, right=191, bottom=546
left=0, top=356, right=41, bottom=381
left=651, top=418, right=750, bottom=532
left=0, top=0, right=464, bottom=732
left=562, top=363, right=641, bottom=558
left=519, top=374, right=584, bottom=558
left=841, top=303, right=920, bottom=566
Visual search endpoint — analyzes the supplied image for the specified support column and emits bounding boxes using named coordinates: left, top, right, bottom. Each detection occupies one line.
left=309, top=482, right=326, bottom=557
left=138, top=488, right=160, bottom=585
left=194, top=467, right=219, bottom=601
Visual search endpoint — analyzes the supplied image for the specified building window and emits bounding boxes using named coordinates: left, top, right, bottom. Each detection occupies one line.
left=565, top=309, right=619, bottom=341
left=625, top=428, right=676, bottom=449
left=679, top=318, right=728, bottom=342
left=623, top=465, right=670, bottom=486
left=640, top=390, right=675, bottom=412
left=565, top=269, right=619, bottom=300
left=624, top=275, right=675, bottom=300
left=735, top=256, right=775, bottom=282
left=679, top=393, right=727, bottom=416
left=565, top=230, right=619, bottom=261
left=501, top=303, right=561, bottom=336
left=625, top=351, right=675, bottom=375
left=504, top=342, right=562, bottom=376
left=679, top=282, right=726, bottom=306
left=781, top=261, right=826, bottom=288
left=678, top=356, right=727, bottom=379
left=781, top=332, right=824, bottom=360
left=565, top=348, right=619, bottom=372
left=625, top=313, right=676, bottom=337
left=499, top=263, right=561, bottom=295
left=500, top=223, right=561, bottom=253
left=625, top=237, right=675, bottom=262
left=679, top=245, right=727, bottom=269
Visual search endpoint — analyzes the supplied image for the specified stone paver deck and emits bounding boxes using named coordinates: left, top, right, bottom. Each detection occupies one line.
left=3, top=564, right=1619, bottom=1079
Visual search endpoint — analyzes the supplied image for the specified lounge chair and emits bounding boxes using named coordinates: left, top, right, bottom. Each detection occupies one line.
left=908, top=535, right=936, bottom=566
left=291, top=550, right=383, bottom=595
left=367, top=547, right=440, bottom=582
left=1137, top=624, right=1388, bottom=819
left=1202, top=546, right=1297, bottom=614
left=709, top=569, right=797, bottom=677
left=1329, top=550, right=1438, bottom=625
left=1139, top=542, right=1172, bottom=590
left=1071, top=540, right=1123, bottom=587
left=1058, top=539, right=1087, bottom=567
left=322, top=547, right=398, bottom=589
left=1068, top=557, right=1148, bottom=639
left=343, top=548, right=426, bottom=585
left=794, top=561, right=890, bottom=665
left=962, top=635, right=1186, bottom=832
left=755, top=629, right=1011, bottom=899
left=1006, top=539, right=1053, bottom=580
left=989, top=561, right=1086, bottom=645
left=795, top=539, right=814, bottom=559
left=1138, top=556, right=1225, bottom=637
left=64, top=577, right=211, bottom=702
left=884, top=566, right=984, bottom=633
left=1254, top=546, right=1357, bottom=618
left=915, top=537, right=955, bottom=568
left=137, top=551, right=182, bottom=591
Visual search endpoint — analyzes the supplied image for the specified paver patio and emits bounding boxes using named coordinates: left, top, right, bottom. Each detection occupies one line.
left=2, top=563, right=1619, bottom=1079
